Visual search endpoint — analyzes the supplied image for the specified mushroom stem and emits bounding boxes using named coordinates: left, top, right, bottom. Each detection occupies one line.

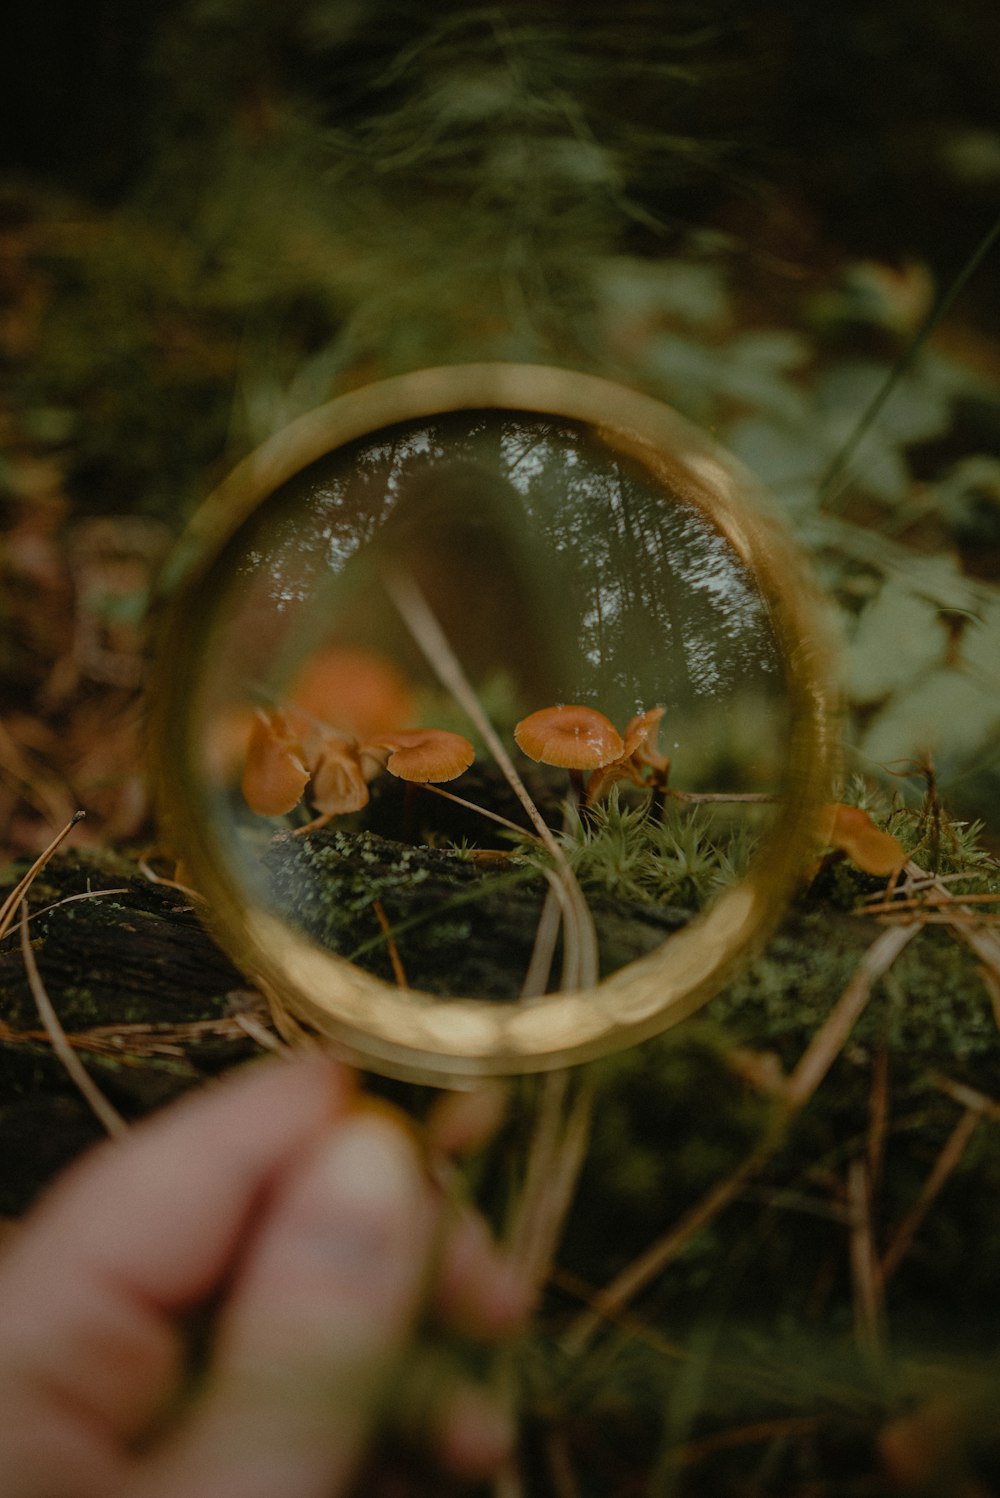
left=423, top=784, right=535, bottom=838
left=401, top=781, right=418, bottom=842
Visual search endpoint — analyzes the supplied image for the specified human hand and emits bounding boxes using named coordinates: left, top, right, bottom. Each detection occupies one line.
left=0, top=1058, right=526, bottom=1498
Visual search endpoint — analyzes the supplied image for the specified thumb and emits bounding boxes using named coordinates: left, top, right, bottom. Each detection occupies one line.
left=135, top=1112, right=434, bottom=1498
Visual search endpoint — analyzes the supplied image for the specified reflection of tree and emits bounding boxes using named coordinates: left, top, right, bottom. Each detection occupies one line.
left=225, top=411, right=782, bottom=736
left=500, top=419, right=781, bottom=723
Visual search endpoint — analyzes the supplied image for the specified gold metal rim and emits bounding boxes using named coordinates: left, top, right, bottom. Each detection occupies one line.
left=151, top=363, right=837, bottom=1083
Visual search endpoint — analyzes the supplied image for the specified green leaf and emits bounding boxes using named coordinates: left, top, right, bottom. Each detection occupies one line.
left=717, top=332, right=811, bottom=423
left=724, top=417, right=823, bottom=514
left=816, top=409, right=911, bottom=503
left=845, top=580, right=944, bottom=705
left=646, top=330, right=810, bottom=424
left=858, top=669, right=1000, bottom=766
left=961, top=599, right=1000, bottom=690
left=817, top=360, right=952, bottom=444
left=598, top=257, right=731, bottom=329
left=889, top=554, right=982, bottom=614
left=729, top=329, right=811, bottom=372
left=932, top=455, right=1000, bottom=545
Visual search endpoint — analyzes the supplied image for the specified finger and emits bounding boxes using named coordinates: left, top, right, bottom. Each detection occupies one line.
left=136, top=1113, right=436, bottom=1498
left=379, top=1345, right=517, bottom=1485
left=0, top=1058, right=352, bottom=1447
left=432, top=1207, right=531, bottom=1337
left=435, top=1382, right=517, bottom=1483
left=425, top=1082, right=509, bottom=1159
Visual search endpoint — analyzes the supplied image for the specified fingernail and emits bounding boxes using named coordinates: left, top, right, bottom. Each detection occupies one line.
left=318, top=1115, right=423, bottom=1217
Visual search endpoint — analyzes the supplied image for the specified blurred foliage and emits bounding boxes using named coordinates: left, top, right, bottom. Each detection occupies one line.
left=3, top=0, right=1000, bottom=819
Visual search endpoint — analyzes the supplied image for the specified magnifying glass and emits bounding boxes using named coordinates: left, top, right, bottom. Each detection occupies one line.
left=150, top=364, right=836, bottom=1083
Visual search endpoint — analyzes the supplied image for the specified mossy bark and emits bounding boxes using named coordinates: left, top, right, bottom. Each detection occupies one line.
left=0, top=848, right=258, bottom=1209
left=2, top=836, right=998, bottom=1245
left=5, top=838, right=1000, bottom=1492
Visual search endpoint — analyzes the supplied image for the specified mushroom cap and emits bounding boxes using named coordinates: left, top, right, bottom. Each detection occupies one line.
left=370, top=728, right=475, bottom=783
left=289, top=645, right=415, bottom=740
left=204, top=704, right=257, bottom=783
left=818, top=803, right=906, bottom=876
left=310, top=737, right=370, bottom=816
left=514, top=705, right=623, bottom=770
left=241, top=709, right=310, bottom=817
left=622, top=706, right=669, bottom=771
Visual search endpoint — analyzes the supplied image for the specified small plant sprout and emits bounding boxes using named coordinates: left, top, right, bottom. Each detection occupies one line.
left=817, top=803, right=907, bottom=877
left=514, top=704, right=624, bottom=804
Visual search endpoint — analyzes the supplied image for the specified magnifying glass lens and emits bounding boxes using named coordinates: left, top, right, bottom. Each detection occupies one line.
left=192, top=410, right=789, bottom=992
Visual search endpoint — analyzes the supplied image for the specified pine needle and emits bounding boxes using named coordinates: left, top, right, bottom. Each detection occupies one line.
left=383, top=568, right=598, bottom=989
left=18, top=899, right=127, bottom=1138
left=423, top=783, right=537, bottom=838
left=0, top=887, right=130, bottom=945
left=880, top=1108, right=981, bottom=1284
left=520, top=880, right=563, bottom=999
left=846, top=1156, right=885, bottom=1367
left=507, top=1071, right=594, bottom=1290
left=819, top=209, right=1000, bottom=512
left=231, top=1012, right=292, bottom=1056
left=372, top=898, right=409, bottom=989
left=784, top=923, right=920, bottom=1109
left=565, top=920, right=922, bottom=1352
left=561, top=1145, right=764, bottom=1355
left=0, top=810, right=86, bottom=942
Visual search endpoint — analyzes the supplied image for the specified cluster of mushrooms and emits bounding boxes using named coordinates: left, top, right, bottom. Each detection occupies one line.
left=238, top=645, right=671, bottom=834
left=238, top=646, right=909, bottom=886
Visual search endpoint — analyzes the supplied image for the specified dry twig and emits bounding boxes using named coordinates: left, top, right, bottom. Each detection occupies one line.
left=561, top=1146, right=765, bottom=1355
left=846, top=1156, right=885, bottom=1365
left=784, top=923, right=920, bottom=1109
left=565, top=921, right=921, bottom=1353
left=372, top=899, right=409, bottom=989
left=880, top=1108, right=981, bottom=1284
left=0, top=810, right=86, bottom=941
left=384, top=569, right=598, bottom=989
left=18, top=900, right=127, bottom=1137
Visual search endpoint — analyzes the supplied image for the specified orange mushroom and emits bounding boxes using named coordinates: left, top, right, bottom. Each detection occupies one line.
left=586, top=706, right=670, bottom=806
left=817, top=803, right=906, bottom=876
left=514, top=705, right=624, bottom=770
left=368, top=728, right=475, bottom=784
left=288, top=644, right=415, bottom=741
left=625, top=707, right=670, bottom=776
left=240, top=709, right=311, bottom=817
left=307, top=736, right=371, bottom=826
left=514, top=704, right=624, bottom=803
